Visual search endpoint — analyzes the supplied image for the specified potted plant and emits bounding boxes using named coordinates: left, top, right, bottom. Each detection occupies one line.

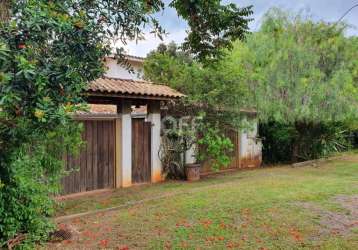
left=185, top=162, right=201, bottom=181
left=181, top=120, right=201, bottom=181
left=159, top=115, right=201, bottom=181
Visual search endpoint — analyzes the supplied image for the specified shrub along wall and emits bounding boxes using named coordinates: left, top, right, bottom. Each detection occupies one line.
left=259, top=122, right=355, bottom=164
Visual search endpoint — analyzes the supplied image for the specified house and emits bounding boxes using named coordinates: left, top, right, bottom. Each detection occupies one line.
left=61, top=55, right=262, bottom=195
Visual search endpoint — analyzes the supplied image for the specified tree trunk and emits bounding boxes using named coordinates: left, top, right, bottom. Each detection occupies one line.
left=291, top=122, right=306, bottom=163
left=291, top=140, right=299, bottom=163
left=0, top=0, right=11, bottom=23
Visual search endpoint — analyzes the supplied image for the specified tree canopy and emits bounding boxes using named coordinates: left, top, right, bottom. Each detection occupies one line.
left=222, top=8, right=358, bottom=124
left=0, top=0, right=253, bottom=247
left=144, top=42, right=251, bottom=129
left=145, top=8, right=358, bottom=163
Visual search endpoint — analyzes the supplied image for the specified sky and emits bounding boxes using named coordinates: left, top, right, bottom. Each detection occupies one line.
left=120, top=0, right=358, bottom=57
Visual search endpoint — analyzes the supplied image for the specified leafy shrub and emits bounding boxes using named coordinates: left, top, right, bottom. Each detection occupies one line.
left=159, top=116, right=234, bottom=179
left=0, top=120, right=82, bottom=248
left=1, top=0, right=252, bottom=247
left=197, top=127, right=233, bottom=170
left=259, top=122, right=353, bottom=164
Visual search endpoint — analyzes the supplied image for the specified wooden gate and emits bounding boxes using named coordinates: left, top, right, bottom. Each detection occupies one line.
left=132, top=118, right=151, bottom=184
left=225, top=128, right=240, bottom=169
left=201, top=128, right=240, bottom=173
left=61, top=119, right=115, bottom=195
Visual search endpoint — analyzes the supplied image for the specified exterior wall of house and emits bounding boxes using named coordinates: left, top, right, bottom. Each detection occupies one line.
left=147, top=101, right=163, bottom=183
left=72, top=54, right=262, bottom=193
left=104, top=57, right=144, bottom=80
left=185, top=144, right=197, bottom=165
left=240, top=119, right=262, bottom=168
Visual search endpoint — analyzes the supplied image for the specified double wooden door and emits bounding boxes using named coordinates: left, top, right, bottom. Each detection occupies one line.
left=61, top=119, right=115, bottom=195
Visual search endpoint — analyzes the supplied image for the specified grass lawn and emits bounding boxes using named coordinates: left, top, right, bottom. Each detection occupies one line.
left=48, top=154, right=358, bottom=249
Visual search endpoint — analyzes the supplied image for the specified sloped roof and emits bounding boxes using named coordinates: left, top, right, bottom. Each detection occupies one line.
left=88, top=77, right=184, bottom=99
left=107, top=54, right=145, bottom=62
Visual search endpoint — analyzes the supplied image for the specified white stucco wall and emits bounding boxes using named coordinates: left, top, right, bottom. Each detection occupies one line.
left=121, top=113, right=132, bottom=187
left=104, top=57, right=144, bottom=80
left=147, top=113, right=163, bottom=182
left=185, top=144, right=197, bottom=164
left=240, top=119, right=262, bottom=164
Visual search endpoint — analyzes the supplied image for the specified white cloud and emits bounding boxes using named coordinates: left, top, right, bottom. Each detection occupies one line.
left=116, top=29, right=187, bottom=57
left=115, top=0, right=358, bottom=57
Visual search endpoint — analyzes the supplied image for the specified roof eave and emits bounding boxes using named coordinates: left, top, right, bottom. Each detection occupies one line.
left=106, top=54, right=145, bottom=63
left=86, top=91, right=183, bottom=101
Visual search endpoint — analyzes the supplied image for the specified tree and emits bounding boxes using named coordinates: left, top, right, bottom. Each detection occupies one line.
left=0, top=0, right=253, bottom=247
left=221, top=8, right=358, bottom=161
left=145, top=42, right=252, bottom=128
left=145, top=8, right=358, bottom=164
left=144, top=43, right=250, bottom=174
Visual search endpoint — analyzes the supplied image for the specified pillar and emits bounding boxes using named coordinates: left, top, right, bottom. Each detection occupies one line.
left=117, top=100, right=132, bottom=187
left=147, top=101, right=163, bottom=183
left=115, top=117, right=122, bottom=188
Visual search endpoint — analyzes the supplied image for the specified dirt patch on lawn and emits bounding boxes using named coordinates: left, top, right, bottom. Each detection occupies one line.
left=296, top=195, right=358, bottom=238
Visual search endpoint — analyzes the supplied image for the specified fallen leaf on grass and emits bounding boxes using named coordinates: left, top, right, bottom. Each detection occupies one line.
left=82, top=230, right=97, bottom=240
left=220, top=222, right=228, bottom=229
left=99, top=239, right=109, bottom=248
left=226, top=241, right=240, bottom=248
left=63, top=240, right=72, bottom=245
left=58, top=223, right=67, bottom=230
left=100, top=199, right=112, bottom=206
left=176, top=220, right=191, bottom=228
left=117, top=245, right=129, bottom=250
left=217, top=236, right=225, bottom=241
left=164, top=241, right=172, bottom=249
left=206, top=236, right=216, bottom=242
left=71, top=218, right=82, bottom=224
left=289, top=228, right=303, bottom=242
left=181, top=241, right=189, bottom=248
left=201, top=219, right=212, bottom=229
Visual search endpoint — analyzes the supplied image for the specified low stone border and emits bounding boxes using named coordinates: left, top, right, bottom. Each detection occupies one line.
left=291, top=155, right=344, bottom=168
left=55, top=188, right=113, bottom=201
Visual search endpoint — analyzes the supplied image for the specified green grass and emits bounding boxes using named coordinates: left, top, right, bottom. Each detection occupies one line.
left=51, top=154, right=358, bottom=249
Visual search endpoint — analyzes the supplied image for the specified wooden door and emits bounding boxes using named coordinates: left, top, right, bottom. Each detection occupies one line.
left=61, top=119, right=115, bottom=195
left=225, top=128, right=240, bottom=169
left=132, top=118, right=151, bottom=184
left=201, top=128, right=240, bottom=173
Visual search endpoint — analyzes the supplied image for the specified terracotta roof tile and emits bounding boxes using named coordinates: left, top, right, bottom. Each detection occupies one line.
left=90, top=104, right=117, bottom=114
left=88, top=77, right=184, bottom=99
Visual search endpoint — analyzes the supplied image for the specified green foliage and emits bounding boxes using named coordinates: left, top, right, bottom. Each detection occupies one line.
left=145, top=44, right=245, bottom=171
left=147, top=8, right=358, bottom=164
left=260, top=122, right=352, bottom=163
left=144, top=43, right=251, bottom=129
left=225, top=8, right=358, bottom=124
left=169, top=1, right=253, bottom=61
left=259, top=122, right=296, bottom=163
left=197, top=126, right=233, bottom=170
left=0, top=121, right=82, bottom=248
left=219, top=8, right=358, bottom=161
left=0, top=0, right=252, bottom=246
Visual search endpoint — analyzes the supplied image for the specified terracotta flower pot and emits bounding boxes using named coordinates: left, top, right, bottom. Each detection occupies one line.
left=185, top=163, right=201, bottom=181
